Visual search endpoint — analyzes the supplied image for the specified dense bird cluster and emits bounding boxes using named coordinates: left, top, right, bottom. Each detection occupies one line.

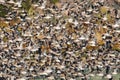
left=0, top=0, right=120, bottom=80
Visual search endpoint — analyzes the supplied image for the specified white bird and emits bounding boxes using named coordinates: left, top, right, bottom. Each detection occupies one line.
left=39, top=72, right=48, bottom=76
left=87, top=7, right=93, bottom=12
left=115, top=30, right=120, bottom=33
left=55, top=25, right=61, bottom=30
left=91, top=56, right=96, bottom=59
left=89, top=41, right=96, bottom=46
left=68, top=18, right=73, bottom=23
left=25, top=17, right=31, bottom=20
left=17, top=78, right=26, bottom=80
left=38, top=68, right=52, bottom=76
left=57, top=65, right=65, bottom=69
left=106, top=74, right=112, bottom=79
left=0, top=41, right=5, bottom=45
left=46, top=35, right=52, bottom=39
left=40, top=5, right=45, bottom=9
left=30, top=47, right=39, bottom=52
left=103, top=16, right=107, bottom=21
left=21, top=71, right=27, bottom=75
left=57, top=70, right=61, bottom=74
left=79, top=36, right=86, bottom=40
left=97, top=73, right=104, bottom=76
left=22, top=31, right=32, bottom=37
left=113, top=23, right=119, bottom=28
left=0, top=0, right=5, bottom=3
left=48, top=76, right=55, bottom=80
left=44, top=15, right=52, bottom=19
left=74, top=20, right=78, bottom=26
left=9, top=39, right=14, bottom=43
left=89, top=73, right=95, bottom=77
left=16, top=43, right=23, bottom=50
left=112, top=69, right=117, bottom=75
left=74, top=39, right=79, bottom=42
left=44, top=68, right=52, bottom=74
left=36, top=26, right=40, bottom=29
left=15, top=0, right=22, bottom=7
left=56, top=15, right=62, bottom=18
left=103, top=26, right=107, bottom=29
left=15, top=52, right=21, bottom=57
left=29, top=67, right=34, bottom=71
left=33, top=4, right=39, bottom=7
left=7, top=0, right=15, bottom=4
left=0, top=33, right=4, bottom=38
left=70, top=78, right=76, bottom=80
left=0, top=41, right=7, bottom=47
left=15, top=37, right=23, bottom=42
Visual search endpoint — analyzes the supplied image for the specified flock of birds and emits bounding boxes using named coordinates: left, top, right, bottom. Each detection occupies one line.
left=0, top=0, right=120, bottom=80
